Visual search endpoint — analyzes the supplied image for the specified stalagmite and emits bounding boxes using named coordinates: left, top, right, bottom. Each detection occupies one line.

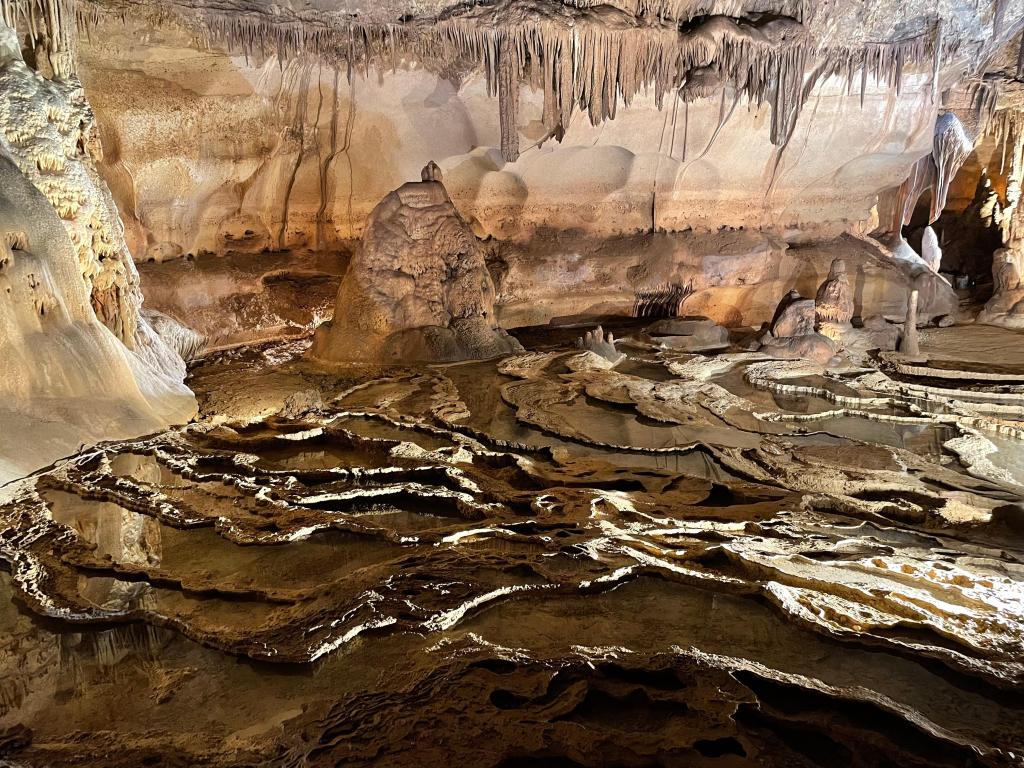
left=979, top=248, right=1024, bottom=330
left=994, top=249, right=1023, bottom=294
left=421, top=160, right=443, bottom=182
left=309, top=165, right=523, bottom=362
left=576, top=325, right=626, bottom=366
left=900, top=288, right=921, bottom=357
left=815, top=258, right=854, bottom=325
left=922, top=226, right=942, bottom=274
left=814, top=257, right=854, bottom=342
left=758, top=290, right=836, bottom=363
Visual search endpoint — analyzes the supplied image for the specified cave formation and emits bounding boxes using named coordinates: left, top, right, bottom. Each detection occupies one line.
left=2, top=0, right=1024, bottom=765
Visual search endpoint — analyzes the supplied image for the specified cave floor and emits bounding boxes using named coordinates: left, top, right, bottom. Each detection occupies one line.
left=920, top=323, right=1024, bottom=370
left=2, top=323, right=1024, bottom=767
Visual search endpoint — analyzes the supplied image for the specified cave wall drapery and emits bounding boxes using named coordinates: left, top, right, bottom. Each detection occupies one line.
left=66, top=0, right=1022, bottom=260
left=0, top=13, right=195, bottom=483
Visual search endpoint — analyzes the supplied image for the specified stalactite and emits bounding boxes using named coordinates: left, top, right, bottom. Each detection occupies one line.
left=2, top=0, right=76, bottom=77
left=888, top=155, right=935, bottom=233
left=50, top=0, right=943, bottom=157
left=931, top=112, right=972, bottom=222
left=965, top=79, right=999, bottom=137
left=466, top=14, right=927, bottom=150
left=497, top=33, right=519, bottom=163
left=5, top=0, right=949, bottom=173
left=989, top=108, right=1024, bottom=175
left=438, top=11, right=818, bottom=147
left=560, top=0, right=808, bottom=24
left=770, top=43, right=807, bottom=146
left=888, top=107, right=983, bottom=235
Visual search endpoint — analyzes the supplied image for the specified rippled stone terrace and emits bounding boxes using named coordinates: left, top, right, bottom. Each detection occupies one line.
left=2, top=324, right=1024, bottom=767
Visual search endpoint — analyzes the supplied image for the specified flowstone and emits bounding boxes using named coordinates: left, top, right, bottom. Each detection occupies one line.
left=814, top=258, right=854, bottom=340
left=0, top=17, right=194, bottom=481
left=0, top=153, right=193, bottom=482
left=978, top=248, right=1024, bottom=330
left=758, top=291, right=836, bottom=364
left=646, top=316, right=730, bottom=351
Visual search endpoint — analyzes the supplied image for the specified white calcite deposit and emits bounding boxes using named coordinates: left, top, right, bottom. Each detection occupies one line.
left=0, top=18, right=194, bottom=482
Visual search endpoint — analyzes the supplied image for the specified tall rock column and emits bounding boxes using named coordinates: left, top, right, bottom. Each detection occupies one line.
left=497, top=34, right=519, bottom=163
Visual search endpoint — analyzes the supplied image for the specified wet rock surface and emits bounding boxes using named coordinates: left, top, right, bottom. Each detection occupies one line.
left=138, top=249, right=351, bottom=353
left=1, top=326, right=1024, bottom=766
left=757, top=292, right=837, bottom=364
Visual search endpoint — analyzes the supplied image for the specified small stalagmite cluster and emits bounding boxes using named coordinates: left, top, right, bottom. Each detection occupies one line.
left=757, top=289, right=836, bottom=363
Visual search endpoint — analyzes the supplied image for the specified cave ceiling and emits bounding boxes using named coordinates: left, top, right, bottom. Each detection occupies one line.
left=75, top=0, right=1019, bottom=55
